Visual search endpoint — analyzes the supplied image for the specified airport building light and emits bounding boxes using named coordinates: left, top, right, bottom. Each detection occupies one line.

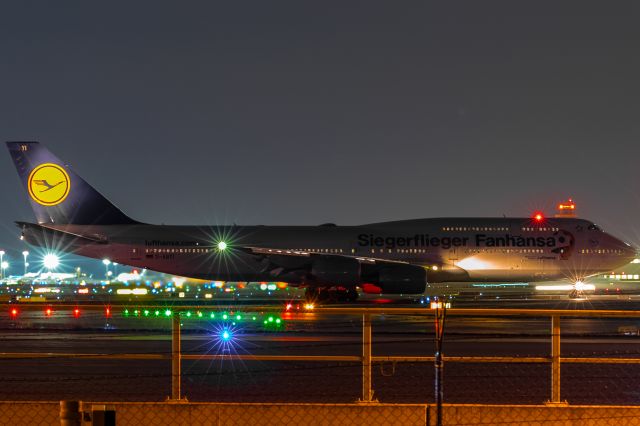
left=43, top=254, right=60, bottom=271
left=103, top=258, right=111, bottom=279
left=22, top=251, right=29, bottom=275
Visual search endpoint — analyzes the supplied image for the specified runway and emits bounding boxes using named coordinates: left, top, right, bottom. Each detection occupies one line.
left=1, top=297, right=640, bottom=405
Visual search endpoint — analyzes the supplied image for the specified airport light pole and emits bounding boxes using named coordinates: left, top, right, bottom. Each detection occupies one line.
left=1, top=261, right=8, bottom=279
left=22, top=251, right=29, bottom=275
left=0, top=251, right=4, bottom=280
left=102, top=259, right=111, bottom=280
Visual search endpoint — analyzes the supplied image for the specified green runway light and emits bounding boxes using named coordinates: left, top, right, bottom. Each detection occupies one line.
left=123, top=309, right=129, bottom=316
left=133, top=309, right=139, bottom=317
left=263, top=320, right=268, bottom=324
left=232, top=322, right=236, bottom=326
left=236, top=315, right=242, bottom=321
left=210, top=313, right=215, bottom=319
left=143, top=310, right=150, bottom=316
left=217, top=241, right=227, bottom=251
left=268, top=316, right=274, bottom=323
left=222, top=314, right=228, bottom=320
left=252, top=316, right=256, bottom=321
left=197, top=311, right=203, bottom=318
left=275, top=318, right=281, bottom=324
left=186, top=311, right=192, bottom=318
left=164, top=309, right=172, bottom=317
left=155, top=310, right=160, bottom=316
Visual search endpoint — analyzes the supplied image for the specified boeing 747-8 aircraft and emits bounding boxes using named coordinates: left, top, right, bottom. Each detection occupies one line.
left=7, top=142, right=636, bottom=301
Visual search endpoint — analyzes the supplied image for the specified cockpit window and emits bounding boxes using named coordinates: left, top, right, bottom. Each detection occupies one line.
left=588, top=224, right=602, bottom=231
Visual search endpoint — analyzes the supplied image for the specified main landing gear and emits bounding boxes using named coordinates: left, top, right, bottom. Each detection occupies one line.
left=304, top=287, right=359, bottom=304
left=568, top=279, right=587, bottom=299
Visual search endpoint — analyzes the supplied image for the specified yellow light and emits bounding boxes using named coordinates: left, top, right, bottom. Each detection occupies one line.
left=430, top=302, right=451, bottom=309
left=456, top=257, right=493, bottom=271
left=304, top=303, right=315, bottom=310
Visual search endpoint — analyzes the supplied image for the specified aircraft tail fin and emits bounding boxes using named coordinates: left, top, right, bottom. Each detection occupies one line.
left=6, top=141, right=139, bottom=225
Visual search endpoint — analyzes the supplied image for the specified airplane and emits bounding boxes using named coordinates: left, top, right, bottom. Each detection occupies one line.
left=6, top=142, right=637, bottom=302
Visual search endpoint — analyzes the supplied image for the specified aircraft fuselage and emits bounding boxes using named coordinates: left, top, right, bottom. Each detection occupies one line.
left=23, top=216, right=635, bottom=285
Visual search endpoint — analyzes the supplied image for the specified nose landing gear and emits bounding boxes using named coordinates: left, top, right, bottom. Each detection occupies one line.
left=569, top=280, right=588, bottom=299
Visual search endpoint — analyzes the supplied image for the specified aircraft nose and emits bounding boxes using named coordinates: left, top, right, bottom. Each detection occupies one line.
left=623, top=242, right=638, bottom=262
left=614, top=236, right=639, bottom=263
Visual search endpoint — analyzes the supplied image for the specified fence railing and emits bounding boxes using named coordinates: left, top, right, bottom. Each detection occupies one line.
left=3, top=303, right=640, bottom=405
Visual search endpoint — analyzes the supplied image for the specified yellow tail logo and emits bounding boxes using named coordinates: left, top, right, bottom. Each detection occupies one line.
left=27, top=163, right=70, bottom=206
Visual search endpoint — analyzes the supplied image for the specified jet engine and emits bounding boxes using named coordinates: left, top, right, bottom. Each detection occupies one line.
left=376, top=264, right=427, bottom=294
left=310, top=255, right=361, bottom=286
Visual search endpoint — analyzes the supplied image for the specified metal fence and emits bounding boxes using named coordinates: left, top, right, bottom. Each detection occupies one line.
left=3, top=304, right=640, bottom=406
left=6, top=401, right=640, bottom=426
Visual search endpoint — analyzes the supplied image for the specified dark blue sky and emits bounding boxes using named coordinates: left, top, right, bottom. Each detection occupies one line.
left=1, top=1, right=639, bottom=272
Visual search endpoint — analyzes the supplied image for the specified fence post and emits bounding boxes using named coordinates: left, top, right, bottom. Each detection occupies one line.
left=59, top=400, right=80, bottom=426
left=550, top=315, right=561, bottom=403
left=170, top=311, right=183, bottom=401
left=359, top=313, right=376, bottom=402
left=434, top=301, right=446, bottom=426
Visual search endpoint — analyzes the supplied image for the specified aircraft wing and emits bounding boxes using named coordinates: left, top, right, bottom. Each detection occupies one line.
left=242, top=246, right=415, bottom=268
left=237, top=245, right=468, bottom=286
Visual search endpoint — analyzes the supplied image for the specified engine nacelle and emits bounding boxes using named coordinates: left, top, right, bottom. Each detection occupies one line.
left=377, top=264, right=427, bottom=294
left=311, top=255, right=361, bottom=286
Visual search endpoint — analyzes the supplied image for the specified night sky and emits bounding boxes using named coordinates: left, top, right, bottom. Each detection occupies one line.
left=1, top=2, right=639, bottom=272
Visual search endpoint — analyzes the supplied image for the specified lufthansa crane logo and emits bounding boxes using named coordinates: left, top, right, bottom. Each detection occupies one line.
left=27, top=163, right=71, bottom=206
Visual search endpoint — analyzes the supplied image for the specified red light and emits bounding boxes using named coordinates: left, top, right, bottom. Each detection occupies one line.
left=362, top=283, right=383, bottom=294
left=10, top=308, right=18, bottom=317
left=45, top=308, right=52, bottom=316
left=558, top=203, right=575, bottom=210
left=285, top=303, right=293, bottom=311
left=532, top=212, right=544, bottom=222
left=73, top=308, right=80, bottom=318
left=105, top=307, right=111, bottom=317
left=558, top=198, right=576, bottom=211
